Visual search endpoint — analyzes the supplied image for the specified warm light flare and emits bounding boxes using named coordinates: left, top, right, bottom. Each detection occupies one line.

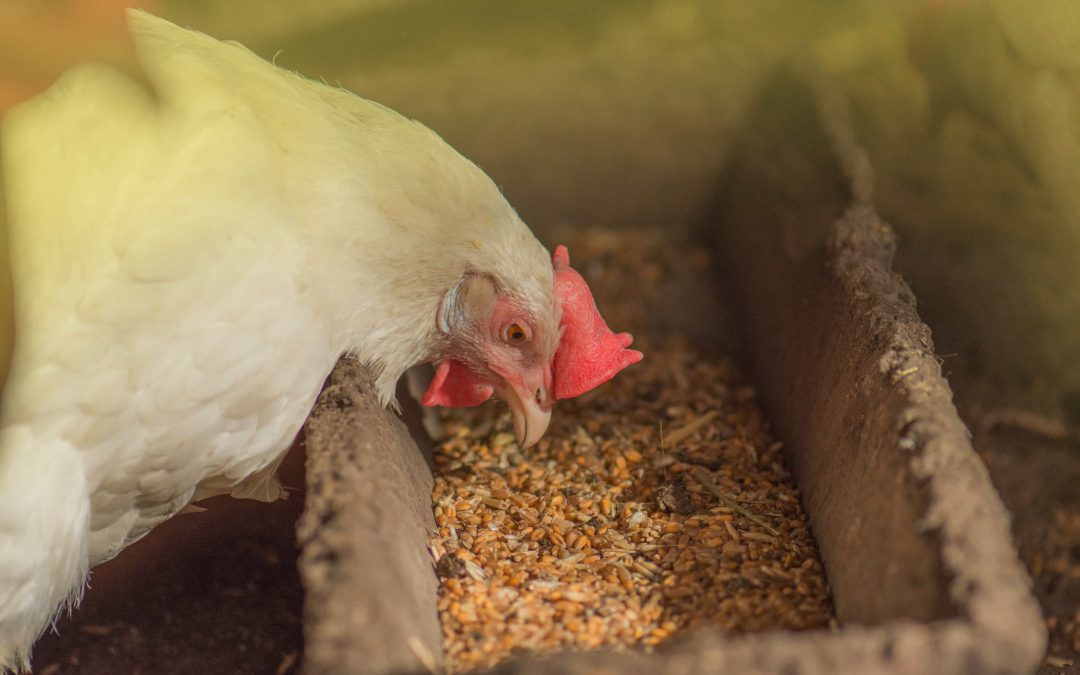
left=0, top=0, right=152, bottom=113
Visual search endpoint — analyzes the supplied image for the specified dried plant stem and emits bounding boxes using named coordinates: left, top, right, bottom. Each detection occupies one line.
left=690, top=467, right=783, bottom=538
left=662, top=410, right=720, bottom=447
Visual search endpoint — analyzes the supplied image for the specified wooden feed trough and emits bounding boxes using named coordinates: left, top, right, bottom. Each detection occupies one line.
left=296, top=69, right=1046, bottom=675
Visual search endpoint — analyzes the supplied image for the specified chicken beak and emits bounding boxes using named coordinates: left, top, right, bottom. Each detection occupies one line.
left=504, top=382, right=552, bottom=448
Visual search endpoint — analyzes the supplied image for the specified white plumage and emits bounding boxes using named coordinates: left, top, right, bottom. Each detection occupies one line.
left=0, top=10, right=571, bottom=669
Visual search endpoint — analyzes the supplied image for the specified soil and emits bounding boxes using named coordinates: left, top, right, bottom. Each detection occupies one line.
left=953, top=384, right=1080, bottom=674
left=28, top=443, right=307, bottom=675
left=1002, top=446, right=1080, bottom=674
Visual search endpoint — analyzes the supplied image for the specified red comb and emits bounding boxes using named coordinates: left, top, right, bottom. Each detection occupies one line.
left=421, top=359, right=493, bottom=408
left=552, top=245, right=643, bottom=399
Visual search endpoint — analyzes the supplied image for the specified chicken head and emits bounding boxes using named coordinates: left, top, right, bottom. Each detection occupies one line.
left=423, top=245, right=642, bottom=447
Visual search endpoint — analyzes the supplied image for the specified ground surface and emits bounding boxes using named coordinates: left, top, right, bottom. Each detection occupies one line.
left=30, top=447, right=306, bottom=675
left=969, top=418, right=1080, bottom=673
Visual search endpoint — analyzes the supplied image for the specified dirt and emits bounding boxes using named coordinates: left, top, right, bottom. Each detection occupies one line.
left=950, top=384, right=1080, bottom=674
left=1000, top=443, right=1080, bottom=673
left=28, top=444, right=307, bottom=675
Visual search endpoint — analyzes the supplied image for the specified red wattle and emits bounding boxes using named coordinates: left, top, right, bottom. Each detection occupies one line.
left=421, top=359, right=494, bottom=407
left=551, top=245, right=644, bottom=399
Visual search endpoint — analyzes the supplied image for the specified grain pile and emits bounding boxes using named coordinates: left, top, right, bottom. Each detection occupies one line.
left=429, top=229, right=832, bottom=673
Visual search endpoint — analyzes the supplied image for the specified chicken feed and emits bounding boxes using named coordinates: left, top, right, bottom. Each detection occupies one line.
left=429, top=228, right=833, bottom=672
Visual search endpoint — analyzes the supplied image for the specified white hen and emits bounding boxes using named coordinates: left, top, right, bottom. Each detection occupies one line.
left=0, top=10, right=640, bottom=670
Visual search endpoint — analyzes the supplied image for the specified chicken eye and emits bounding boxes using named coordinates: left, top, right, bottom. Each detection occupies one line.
left=504, top=323, right=528, bottom=343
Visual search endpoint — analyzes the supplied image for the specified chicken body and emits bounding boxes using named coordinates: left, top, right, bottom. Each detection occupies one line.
left=0, top=11, right=580, bottom=670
